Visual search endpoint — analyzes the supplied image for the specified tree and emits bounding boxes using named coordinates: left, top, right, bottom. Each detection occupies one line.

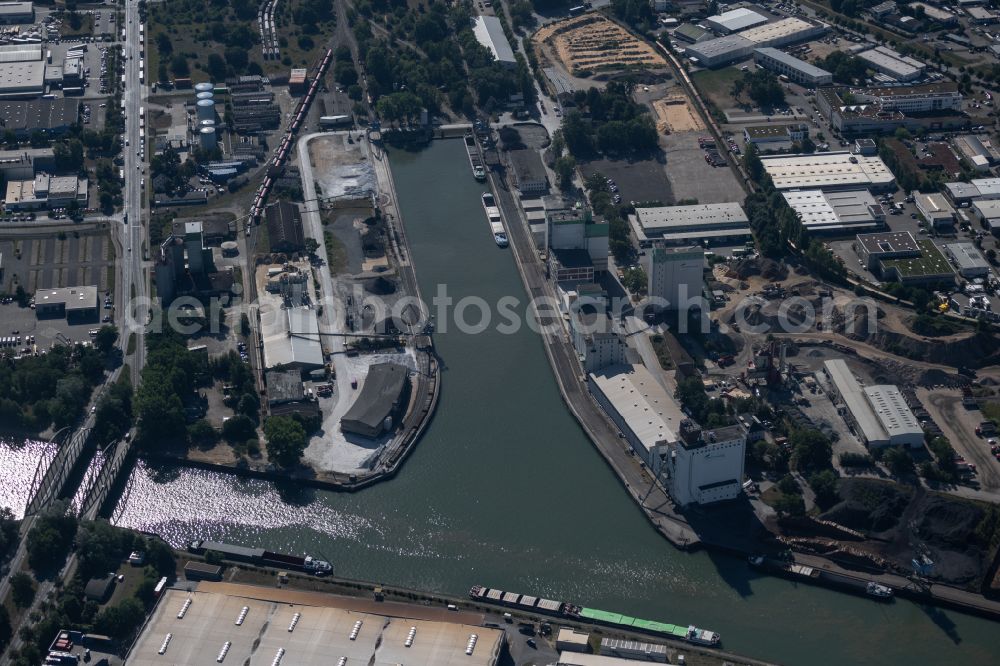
left=94, top=597, right=145, bottom=639
left=187, top=419, right=218, bottom=448
left=25, top=501, right=77, bottom=573
left=0, top=506, right=18, bottom=560
left=304, top=237, right=320, bottom=255
left=554, top=155, right=576, bottom=190
left=778, top=474, right=801, bottom=495
left=156, top=32, right=173, bottom=57
left=0, top=604, right=9, bottom=653
left=774, top=494, right=806, bottom=516
left=789, top=429, right=833, bottom=473
left=76, top=520, right=127, bottom=579
left=9, top=572, right=35, bottom=608
left=95, top=325, right=119, bottom=355
left=222, top=414, right=256, bottom=443
left=170, top=54, right=189, bottom=77
left=207, top=53, right=227, bottom=81
left=808, top=469, right=839, bottom=509
left=263, top=416, right=307, bottom=467
left=883, top=446, right=915, bottom=476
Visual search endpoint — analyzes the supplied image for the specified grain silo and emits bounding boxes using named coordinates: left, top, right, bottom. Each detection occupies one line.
left=196, top=98, right=216, bottom=122
left=199, top=126, right=217, bottom=150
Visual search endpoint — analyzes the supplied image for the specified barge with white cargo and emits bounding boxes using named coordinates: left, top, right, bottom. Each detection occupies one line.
left=465, top=133, right=487, bottom=181
left=481, top=192, right=508, bottom=247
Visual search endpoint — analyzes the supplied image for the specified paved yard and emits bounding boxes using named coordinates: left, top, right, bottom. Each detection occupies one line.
left=0, top=230, right=114, bottom=294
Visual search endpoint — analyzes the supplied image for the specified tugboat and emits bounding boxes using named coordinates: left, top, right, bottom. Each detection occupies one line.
left=686, top=625, right=721, bottom=646
left=466, top=133, right=487, bottom=181
left=865, top=581, right=894, bottom=599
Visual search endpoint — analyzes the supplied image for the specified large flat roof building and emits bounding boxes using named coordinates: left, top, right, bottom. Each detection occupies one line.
left=127, top=586, right=504, bottom=666
left=705, top=7, right=767, bottom=34
left=685, top=34, right=754, bottom=68
left=473, top=15, right=516, bottom=67
left=942, top=241, right=991, bottom=278
left=588, top=363, right=685, bottom=473
left=0, top=98, right=78, bottom=137
left=739, top=17, right=826, bottom=48
left=945, top=177, right=1000, bottom=204
left=855, top=230, right=920, bottom=271
left=33, top=285, right=97, bottom=320
left=629, top=202, right=750, bottom=247
left=914, top=191, right=956, bottom=227
left=782, top=189, right=885, bottom=233
left=759, top=152, right=896, bottom=191
left=0, top=2, right=33, bottom=24
left=754, top=47, right=832, bottom=86
left=824, top=359, right=923, bottom=449
left=262, top=306, right=324, bottom=371
left=509, top=149, right=548, bottom=195
left=0, top=59, right=44, bottom=97
left=857, top=46, right=926, bottom=82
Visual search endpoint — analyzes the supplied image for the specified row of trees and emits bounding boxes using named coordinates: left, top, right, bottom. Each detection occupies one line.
left=135, top=328, right=211, bottom=446
left=732, top=69, right=786, bottom=109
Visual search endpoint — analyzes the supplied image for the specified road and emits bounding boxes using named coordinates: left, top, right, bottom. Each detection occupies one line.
left=118, top=0, right=149, bottom=386
left=921, top=388, right=1000, bottom=492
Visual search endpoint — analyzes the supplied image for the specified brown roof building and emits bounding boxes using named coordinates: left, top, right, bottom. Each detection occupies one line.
left=265, top=201, right=305, bottom=252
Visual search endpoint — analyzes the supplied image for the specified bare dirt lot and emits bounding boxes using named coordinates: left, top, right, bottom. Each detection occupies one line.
left=533, top=14, right=666, bottom=75
left=653, top=95, right=705, bottom=133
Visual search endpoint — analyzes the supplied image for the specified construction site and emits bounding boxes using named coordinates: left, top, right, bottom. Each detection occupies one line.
left=653, top=94, right=706, bottom=134
left=532, top=13, right=667, bottom=76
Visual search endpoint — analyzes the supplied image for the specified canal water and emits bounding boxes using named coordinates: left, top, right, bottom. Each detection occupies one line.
left=100, top=139, right=996, bottom=664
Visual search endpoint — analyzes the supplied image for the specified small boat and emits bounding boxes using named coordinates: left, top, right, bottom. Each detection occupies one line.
left=686, top=625, right=720, bottom=646
left=494, top=232, right=509, bottom=248
left=866, top=581, right=894, bottom=599
left=466, top=133, right=486, bottom=180
left=474, top=164, right=487, bottom=181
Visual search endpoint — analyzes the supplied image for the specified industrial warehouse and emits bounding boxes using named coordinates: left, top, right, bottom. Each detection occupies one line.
left=758, top=152, right=896, bottom=191
left=822, top=359, right=923, bottom=450
left=126, top=586, right=504, bottom=666
left=340, top=362, right=412, bottom=438
left=628, top=202, right=750, bottom=247
left=782, top=189, right=885, bottom=234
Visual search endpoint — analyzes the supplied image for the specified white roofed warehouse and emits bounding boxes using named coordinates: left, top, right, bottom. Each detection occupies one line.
left=753, top=47, right=832, bottom=86
left=704, top=7, right=768, bottom=34
left=629, top=202, right=750, bottom=247
left=759, top=152, right=896, bottom=191
left=473, top=16, right=516, bottom=68
left=823, top=359, right=923, bottom=449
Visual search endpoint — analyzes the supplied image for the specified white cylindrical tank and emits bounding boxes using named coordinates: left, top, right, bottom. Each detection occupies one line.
left=196, top=91, right=214, bottom=101
left=199, top=126, right=217, bottom=150
left=199, top=119, right=216, bottom=129
left=195, top=82, right=214, bottom=93
left=196, top=99, right=215, bottom=122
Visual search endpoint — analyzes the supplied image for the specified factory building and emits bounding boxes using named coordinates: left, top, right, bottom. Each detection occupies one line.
left=684, top=34, right=753, bottom=68
left=4, top=173, right=88, bottom=210
left=264, top=201, right=305, bottom=253
left=782, top=189, right=886, bottom=234
left=945, top=177, right=1000, bottom=205
left=971, top=199, right=1000, bottom=233
left=914, top=192, right=956, bottom=228
left=857, top=46, right=926, bottom=82
left=645, top=244, right=705, bottom=312
left=0, top=2, right=33, bottom=24
left=823, top=359, right=924, bottom=449
left=569, top=308, right=627, bottom=373
left=153, top=221, right=233, bottom=303
left=0, top=146, right=53, bottom=180
left=738, top=17, right=827, bottom=48
left=33, top=285, right=97, bottom=320
left=758, top=152, right=896, bottom=191
left=753, top=47, right=832, bottom=86
left=664, top=419, right=746, bottom=506
left=0, top=98, right=79, bottom=138
left=509, top=149, right=548, bottom=196
left=673, top=23, right=712, bottom=43
left=704, top=7, right=768, bottom=34
left=341, top=362, right=411, bottom=438
left=588, top=364, right=687, bottom=480
left=854, top=230, right=921, bottom=271
left=629, top=202, right=751, bottom=247
left=952, top=134, right=1000, bottom=173
left=547, top=205, right=609, bottom=274
left=942, top=242, right=991, bottom=278
left=128, top=587, right=504, bottom=666
left=742, top=123, right=809, bottom=152
left=473, top=15, right=516, bottom=68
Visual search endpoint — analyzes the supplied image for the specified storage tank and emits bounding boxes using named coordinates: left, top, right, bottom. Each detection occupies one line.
left=196, top=91, right=214, bottom=102
left=194, top=82, right=214, bottom=93
left=199, top=126, right=217, bottom=150
left=221, top=241, right=239, bottom=257
left=196, top=99, right=215, bottom=122
left=199, top=119, right=216, bottom=129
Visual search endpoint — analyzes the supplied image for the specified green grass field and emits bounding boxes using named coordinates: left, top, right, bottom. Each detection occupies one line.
left=692, top=67, right=743, bottom=111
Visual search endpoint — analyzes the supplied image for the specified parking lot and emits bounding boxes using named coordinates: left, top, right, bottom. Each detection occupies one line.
left=579, top=156, right=673, bottom=206
left=0, top=231, right=114, bottom=294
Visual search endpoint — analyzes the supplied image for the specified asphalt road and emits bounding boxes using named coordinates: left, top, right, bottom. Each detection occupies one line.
left=119, top=0, right=148, bottom=386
